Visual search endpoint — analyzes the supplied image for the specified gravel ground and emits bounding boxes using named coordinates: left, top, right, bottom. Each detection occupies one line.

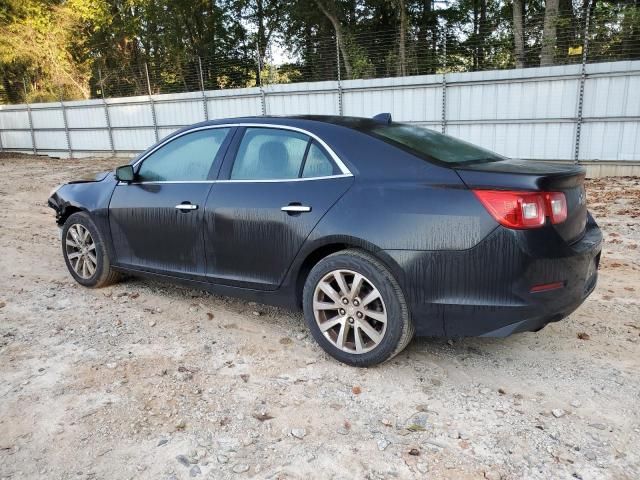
left=0, top=154, right=639, bottom=480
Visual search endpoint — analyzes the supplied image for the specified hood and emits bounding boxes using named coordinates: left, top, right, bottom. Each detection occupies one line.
left=68, top=170, right=111, bottom=184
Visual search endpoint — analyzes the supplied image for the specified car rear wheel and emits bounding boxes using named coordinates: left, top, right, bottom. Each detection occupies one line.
left=303, top=249, right=414, bottom=367
left=62, top=212, right=120, bottom=288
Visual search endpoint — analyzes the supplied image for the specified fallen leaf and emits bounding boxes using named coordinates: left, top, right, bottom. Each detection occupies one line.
left=577, top=332, right=590, bottom=340
left=352, top=385, right=362, bottom=395
left=279, top=337, right=292, bottom=345
left=206, top=312, right=214, bottom=320
left=406, top=424, right=426, bottom=432
left=240, top=374, right=249, bottom=383
left=408, top=448, right=420, bottom=456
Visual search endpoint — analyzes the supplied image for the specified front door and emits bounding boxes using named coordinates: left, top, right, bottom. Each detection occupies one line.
left=109, top=127, right=233, bottom=278
left=204, top=126, right=353, bottom=290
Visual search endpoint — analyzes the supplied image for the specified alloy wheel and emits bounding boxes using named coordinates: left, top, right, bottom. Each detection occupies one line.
left=313, top=269, right=387, bottom=354
left=65, top=224, right=97, bottom=279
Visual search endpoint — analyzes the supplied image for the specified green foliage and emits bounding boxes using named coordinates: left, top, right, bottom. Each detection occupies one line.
left=0, top=0, right=639, bottom=104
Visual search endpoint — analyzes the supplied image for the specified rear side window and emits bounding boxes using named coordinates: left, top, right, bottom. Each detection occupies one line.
left=138, top=128, right=230, bottom=181
left=302, top=143, right=336, bottom=178
left=230, top=127, right=338, bottom=180
left=366, top=123, right=504, bottom=165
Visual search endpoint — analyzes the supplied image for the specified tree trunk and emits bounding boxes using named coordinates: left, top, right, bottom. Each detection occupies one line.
left=513, top=0, right=526, bottom=68
left=419, top=0, right=434, bottom=73
left=397, top=0, right=407, bottom=76
left=478, top=0, right=487, bottom=69
left=316, top=0, right=353, bottom=79
left=540, top=0, right=560, bottom=66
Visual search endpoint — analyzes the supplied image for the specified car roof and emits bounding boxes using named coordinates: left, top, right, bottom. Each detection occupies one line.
left=186, top=115, right=384, bottom=131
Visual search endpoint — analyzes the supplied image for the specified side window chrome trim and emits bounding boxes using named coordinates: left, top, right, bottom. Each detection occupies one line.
left=116, top=174, right=352, bottom=186
left=131, top=123, right=352, bottom=177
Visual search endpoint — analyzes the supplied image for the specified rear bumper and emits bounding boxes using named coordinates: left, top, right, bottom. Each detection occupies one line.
left=384, top=214, right=603, bottom=337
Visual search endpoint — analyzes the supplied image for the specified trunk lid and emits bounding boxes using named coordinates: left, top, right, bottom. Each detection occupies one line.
left=454, top=159, right=587, bottom=243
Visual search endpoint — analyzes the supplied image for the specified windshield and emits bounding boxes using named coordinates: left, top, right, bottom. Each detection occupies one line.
left=364, top=123, right=505, bottom=165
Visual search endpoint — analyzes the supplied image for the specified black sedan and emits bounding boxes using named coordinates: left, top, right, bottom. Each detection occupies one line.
left=48, top=115, right=603, bottom=366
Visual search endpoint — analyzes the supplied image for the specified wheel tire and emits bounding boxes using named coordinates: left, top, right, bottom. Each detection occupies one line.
left=61, top=212, right=120, bottom=288
left=303, top=249, right=414, bottom=367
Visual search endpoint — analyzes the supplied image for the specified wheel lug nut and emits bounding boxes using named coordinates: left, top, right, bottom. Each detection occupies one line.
left=339, top=308, right=346, bottom=315
left=353, top=299, right=360, bottom=306
left=347, top=317, right=354, bottom=324
left=356, top=311, right=363, bottom=319
left=342, top=298, right=349, bottom=305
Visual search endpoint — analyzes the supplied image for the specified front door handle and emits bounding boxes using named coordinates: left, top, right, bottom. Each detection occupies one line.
left=175, top=203, right=198, bottom=211
left=281, top=204, right=311, bottom=213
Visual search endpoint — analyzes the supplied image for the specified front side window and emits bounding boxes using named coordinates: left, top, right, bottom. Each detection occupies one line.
left=138, top=128, right=230, bottom=181
left=230, top=128, right=339, bottom=180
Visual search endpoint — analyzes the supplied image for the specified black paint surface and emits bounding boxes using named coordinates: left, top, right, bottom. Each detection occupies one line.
left=48, top=115, right=603, bottom=338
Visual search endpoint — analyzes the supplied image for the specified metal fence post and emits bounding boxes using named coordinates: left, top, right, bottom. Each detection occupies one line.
left=336, top=36, right=344, bottom=116
left=441, top=35, right=447, bottom=134
left=574, top=1, right=592, bottom=164
left=60, top=91, right=73, bottom=158
left=98, top=68, right=115, bottom=155
left=145, top=62, right=159, bottom=142
left=256, top=43, right=267, bottom=116
left=198, top=57, right=209, bottom=121
left=23, top=77, right=37, bottom=155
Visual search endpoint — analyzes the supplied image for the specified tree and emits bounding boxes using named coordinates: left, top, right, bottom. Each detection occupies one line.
left=316, top=0, right=353, bottom=78
left=513, top=0, right=526, bottom=68
left=540, top=0, right=560, bottom=65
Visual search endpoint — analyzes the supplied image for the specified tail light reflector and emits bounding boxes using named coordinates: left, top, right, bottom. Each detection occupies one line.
left=473, top=190, right=567, bottom=229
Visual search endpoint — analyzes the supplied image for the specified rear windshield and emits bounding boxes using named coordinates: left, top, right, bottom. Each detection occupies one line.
left=364, top=123, right=505, bottom=165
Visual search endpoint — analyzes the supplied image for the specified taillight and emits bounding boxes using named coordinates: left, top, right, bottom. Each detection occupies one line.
left=473, top=190, right=567, bottom=229
left=545, top=192, right=568, bottom=224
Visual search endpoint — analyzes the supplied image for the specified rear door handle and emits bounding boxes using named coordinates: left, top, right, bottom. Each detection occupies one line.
left=175, top=203, right=198, bottom=211
left=281, top=205, right=311, bottom=213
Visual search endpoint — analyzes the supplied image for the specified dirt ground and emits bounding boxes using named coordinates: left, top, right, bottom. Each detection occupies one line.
left=0, top=154, right=638, bottom=480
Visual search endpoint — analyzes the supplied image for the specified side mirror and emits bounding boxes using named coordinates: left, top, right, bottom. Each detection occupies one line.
left=115, top=165, right=135, bottom=183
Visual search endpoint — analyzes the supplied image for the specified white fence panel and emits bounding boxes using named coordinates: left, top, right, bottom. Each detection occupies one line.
left=0, top=60, right=638, bottom=162
left=0, top=108, right=30, bottom=130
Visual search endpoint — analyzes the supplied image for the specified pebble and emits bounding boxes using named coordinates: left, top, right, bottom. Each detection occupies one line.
left=571, top=399, right=582, bottom=408
left=291, top=428, right=307, bottom=439
left=336, top=427, right=349, bottom=435
left=416, top=463, right=429, bottom=473
left=484, top=471, right=502, bottom=480
left=189, top=465, right=201, bottom=477
left=176, top=455, right=191, bottom=467
left=217, top=454, right=229, bottom=464
left=377, top=438, right=390, bottom=451
left=157, top=438, right=168, bottom=447
left=252, top=311, right=261, bottom=316
left=232, top=464, right=250, bottom=473
left=552, top=409, right=566, bottom=418
left=149, top=320, right=156, bottom=327
left=589, top=423, right=607, bottom=430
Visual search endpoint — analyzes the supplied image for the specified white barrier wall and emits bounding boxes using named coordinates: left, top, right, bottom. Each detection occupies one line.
left=0, top=60, right=639, bottom=163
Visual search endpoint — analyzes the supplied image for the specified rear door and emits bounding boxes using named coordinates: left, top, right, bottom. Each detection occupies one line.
left=109, top=127, right=233, bottom=278
left=203, top=126, right=353, bottom=290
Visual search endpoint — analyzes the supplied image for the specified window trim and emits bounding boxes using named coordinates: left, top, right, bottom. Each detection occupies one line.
left=122, top=123, right=352, bottom=185
left=227, top=127, right=340, bottom=182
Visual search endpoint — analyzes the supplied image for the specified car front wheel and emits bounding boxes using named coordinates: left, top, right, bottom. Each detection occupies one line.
left=303, top=249, right=414, bottom=367
left=62, top=212, right=120, bottom=288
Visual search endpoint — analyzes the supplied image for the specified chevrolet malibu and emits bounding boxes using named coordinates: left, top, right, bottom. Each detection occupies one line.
left=48, top=115, right=602, bottom=366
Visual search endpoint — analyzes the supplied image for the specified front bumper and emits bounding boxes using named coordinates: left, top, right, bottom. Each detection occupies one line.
left=384, top=214, right=603, bottom=337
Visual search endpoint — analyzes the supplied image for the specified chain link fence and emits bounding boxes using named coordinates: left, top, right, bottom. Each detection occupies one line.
left=1, top=7, right=639, bottom=104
